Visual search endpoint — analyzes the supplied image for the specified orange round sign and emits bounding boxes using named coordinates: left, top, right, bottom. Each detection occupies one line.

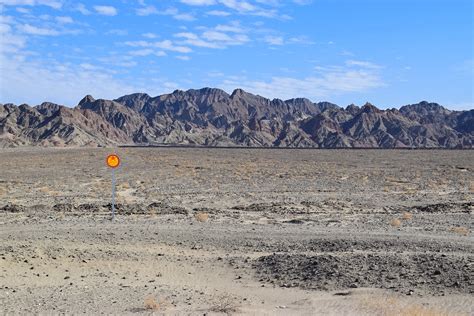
left=106, top=154, right=120, bottom=168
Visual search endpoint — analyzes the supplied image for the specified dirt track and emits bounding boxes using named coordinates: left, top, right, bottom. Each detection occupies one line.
left=0, top=148, right=473, bottom=315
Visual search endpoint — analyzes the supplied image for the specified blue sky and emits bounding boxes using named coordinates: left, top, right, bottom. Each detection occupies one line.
left=0, top=0, right=472, bottom=109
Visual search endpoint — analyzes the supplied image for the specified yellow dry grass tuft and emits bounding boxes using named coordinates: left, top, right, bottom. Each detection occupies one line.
left=144, top=296, right=160, bottom=311
left=401, top=212, right=413, bottom=220
left=390, top=218, right=401, bottom=227
left=451, top=226, right=469, bottom=236
left=195, top=212, right=209, bottom=222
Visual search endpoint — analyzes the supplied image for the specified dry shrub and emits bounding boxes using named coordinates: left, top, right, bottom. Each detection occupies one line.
left=209, top=297, right=238, bottom=314
left=401, top=212, right=413, bottom=220
left=451, top=227, right=469, bottom=236
left=390, top=218, right=401, bottom=227
left=195, top=212, right=209, bottom=222
left=119, top=182, right=130, bottom=189
left=144, top=296, right=160, bottom=311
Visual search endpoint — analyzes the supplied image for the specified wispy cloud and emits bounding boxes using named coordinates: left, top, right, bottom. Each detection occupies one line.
left=181, top=0, right=216, bottom=5
left=0, top=0, right=62, bottom=9
left=135, top=5, right=196, bottom=21
left=55, top=16, right=73, bottom=24
left=136, top=5, right=159, bottom=16
left=346, top=60, right=382, bottom=69
left=175, top=22, right=249, bottom=49
left=176, top=55, right=190, bottom=61
left=206, top=10, right=231, bottom=16
left=17, top=23, right=59, bottom=36
left=218, top=61, right=384, bottom=101
left=128, top=49, right=166, bottom=57
left=124, top=39, right=192, bottom=53
left=93, top=5, right=118, bottom=16
left=264, top=35, right=283, bottom=45
left=0, top=54, right=141, bottom=105
left=179, top=0, right=283, bottom=18
left=142, top=32, right=158, bottom=39
left=106, top=29, right=128, bottom=36
left=75, top=3, right=91, bottom=15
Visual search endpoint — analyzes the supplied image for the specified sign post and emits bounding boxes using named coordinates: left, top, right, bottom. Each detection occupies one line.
left=106, top=154, right=121, bottom=220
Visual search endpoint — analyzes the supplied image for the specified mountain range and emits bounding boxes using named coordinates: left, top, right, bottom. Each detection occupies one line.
left=1, top=88, right=473, bottom=148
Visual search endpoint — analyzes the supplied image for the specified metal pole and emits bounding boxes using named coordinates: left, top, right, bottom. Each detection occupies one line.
left=112, top=168, right=116, bottom=220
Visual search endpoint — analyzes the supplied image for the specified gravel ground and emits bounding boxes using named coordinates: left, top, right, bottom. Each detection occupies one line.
left=0, top=148, right=473, bottom=315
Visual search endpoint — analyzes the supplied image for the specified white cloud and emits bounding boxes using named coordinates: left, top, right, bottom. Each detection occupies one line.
left=179, top=0, right=278, bottom=18
left=288, top=35, right=314, bottom=45
left=135, top=5, right=195, bottom=21
left=264, top=35, right=283, bottom=45
left=181, top=0, right=215, bottom=5
left=128, top=49, right=166, bottom=57
left=124, top=40, right=192, bottom=53
left=175, top=32, right=220, bottom=48
left=94, top=5, right=117, bottom=16
left=16, top=7, right=31, bottom=13
left=217, top=63, right=384, bottom=101
left=174, top=13, right=195, bottom=21
left=55, top=16, right=73, bottom=24
left=142, top=32, right=158, bottom=39
left=207, top=10, right=231, bottom=16
left=220, top=0, right=256, bottom=12
left=18, top=24, right=59, bottom=36
left=0, top=31, right=26, bottom=54
left=214, top=23, right=244, bottom=33
left=346, top=60, right=382, bottom=69
left=0, top=0, right=62, bottom=9
left=176, top=55, right=190, bottom=61
left=75, top=3, right=90, bottom=15
left=106, top=29, right=128, bottom=36
left=0, top=54, right=143, bottom=105
left=136, top=5, right=158, bottom=16
left=175, top=22, right=249, bottom=49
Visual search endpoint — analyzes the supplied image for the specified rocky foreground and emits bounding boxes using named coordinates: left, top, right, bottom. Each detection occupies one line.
left=0, top=148, right=472, bottom=314
left=1, top=88, right=473, bottom=148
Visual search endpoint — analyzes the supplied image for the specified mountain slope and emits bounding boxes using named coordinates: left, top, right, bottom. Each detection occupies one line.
left=1, top=88, right=472, bottom=148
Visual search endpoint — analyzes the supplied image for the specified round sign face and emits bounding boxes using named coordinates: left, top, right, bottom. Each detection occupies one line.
left=106, top=154, right=120, bottom=168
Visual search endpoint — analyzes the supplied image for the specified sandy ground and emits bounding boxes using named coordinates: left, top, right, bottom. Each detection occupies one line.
left=0, top=148, right=473, bottom=315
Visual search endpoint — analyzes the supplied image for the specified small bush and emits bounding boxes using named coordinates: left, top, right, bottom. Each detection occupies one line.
left=401, top=212, right=412, bottom=220
left=195, top=212, right=209, bottom=222
left=390, top=218, right=401, bottom=227
left=209, top=297, right=238, bottom=314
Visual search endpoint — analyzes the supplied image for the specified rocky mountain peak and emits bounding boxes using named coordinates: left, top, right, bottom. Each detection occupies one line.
left=79, top=95, right=95, bottom=106
left=1, top=88, right=472, bottom=148
left=361, top=102, right=380, bottom=113
left=230, top=88, right=247, bottom=98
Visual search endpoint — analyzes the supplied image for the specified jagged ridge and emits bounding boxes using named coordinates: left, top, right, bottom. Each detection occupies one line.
left=1, top=88, right=473, bottom=148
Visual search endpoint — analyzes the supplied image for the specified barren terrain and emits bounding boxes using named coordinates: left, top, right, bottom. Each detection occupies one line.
left=0, top=148, right=473, bottom=315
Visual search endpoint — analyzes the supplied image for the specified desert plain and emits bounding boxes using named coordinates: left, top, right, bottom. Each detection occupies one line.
left=0, top=148, right=472, bottom=315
